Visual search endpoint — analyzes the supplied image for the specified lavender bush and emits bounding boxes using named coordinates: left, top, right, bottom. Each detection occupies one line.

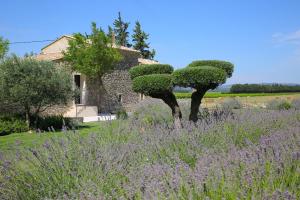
left=221, top=98, right=242, bottom=110
left=0, top=108, right=299, bottom=199
left=291, top=98, right=300, bottom=110
left=266, top=99, right=292, bottom=110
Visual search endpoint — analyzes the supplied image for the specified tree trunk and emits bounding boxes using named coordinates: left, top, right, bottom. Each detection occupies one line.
left=161, top=92, right=182, bottom=129
left=189, top=89, right=207, bottom=122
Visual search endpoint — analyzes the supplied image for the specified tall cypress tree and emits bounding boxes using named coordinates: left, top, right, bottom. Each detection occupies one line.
left=107, top=25, right=114, bottom=39
left=132, top=21, right=155, bottom=60
left=113, top=12, right=131, bottom=47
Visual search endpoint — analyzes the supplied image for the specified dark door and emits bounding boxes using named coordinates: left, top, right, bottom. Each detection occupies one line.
left=74, top=75, right=81, bottom=104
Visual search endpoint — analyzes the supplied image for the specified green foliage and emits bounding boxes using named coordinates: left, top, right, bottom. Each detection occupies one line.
left=116, top=109, right=128, bottom=120
left=129, top=64, right=173, bottom=79
left=132, top=21, right=155, bottom=59
left=172, top=66, right=227, bottom=89
left=0, top=36, right=9, bottom=59
left=33, top=115, right=75, bottom=131
left=0, top=56, right=73, bottom=125
left=0, top=117, right=28, bottom=135
left=113, top=12, right=131, bottom=47
left=266, top=99, right=292, bottom=110
left=132, top=74, right=173, bottom=95
left=187, top=60, right=234, bottom=77
left=107, top=25, right=114, bottom=39
left=231, top=83, right=300, bottom=93
left=175, top=92, right=300, bottom=99
left=63, top=22, right=122, bottom=77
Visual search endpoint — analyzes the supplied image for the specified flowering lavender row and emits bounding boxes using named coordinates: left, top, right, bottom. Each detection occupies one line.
left=0, top=109, right=299, bottom=199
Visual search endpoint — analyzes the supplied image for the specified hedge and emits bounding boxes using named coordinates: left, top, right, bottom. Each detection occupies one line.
left=132, top=74, right=173, bottom=95
left=129, top=64, right=173, bottom=79
left=230, top=84, right=300, bottom=93
left=187, top=60, right=234, bottom=78
left=0, top=117, right=28, bottom=136
left=33, top=115, right=76, bottom=131
left=172, top=66, right=226, bottom=88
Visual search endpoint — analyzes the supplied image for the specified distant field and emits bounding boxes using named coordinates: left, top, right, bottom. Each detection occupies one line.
left=175, top=92, right=300, bottom=99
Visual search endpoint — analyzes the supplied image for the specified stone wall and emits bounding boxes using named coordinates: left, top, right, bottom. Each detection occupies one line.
left=85, top=50, right=140, bottom=113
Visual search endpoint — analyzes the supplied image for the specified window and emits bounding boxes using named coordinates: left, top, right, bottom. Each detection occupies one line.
left=117, top=94, right=122, bottom=103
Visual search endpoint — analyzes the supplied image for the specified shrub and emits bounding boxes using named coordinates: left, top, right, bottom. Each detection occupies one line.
left=221, top=98, right=242, bottom=110
left=116, top=109, right=128, bottom=120
left=187, top=60, right=234, bottom=77
left=33, top=116, right=75, bottom=131
left=0, top=117, right=28, bottom=135
left=291, top=98, right=300, bottom=110
left=266, top=99, right=292, bottom=110
left=132, top=74, right=173, bottom=95
left=172, top=66, right=227, bottom=88
left=129, top=64, right=173, bottom=79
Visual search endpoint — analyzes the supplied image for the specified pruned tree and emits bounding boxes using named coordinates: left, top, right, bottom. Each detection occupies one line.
left=0, top=36, right=9, bottom=59
left=0, top=56, right=74, bottom=128
left=132, top=21, right=156, bottom=60
left=129, top=64, right=182, bottom=129
left=173, top=60, right=234, bottom=122
left=113, top=12, right=131, bottom=47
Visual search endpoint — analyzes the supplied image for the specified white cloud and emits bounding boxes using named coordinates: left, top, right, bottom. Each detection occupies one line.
left=272, top=29, right=300, bottom=45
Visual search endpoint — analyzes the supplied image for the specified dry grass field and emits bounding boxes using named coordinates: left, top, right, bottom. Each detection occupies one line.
left=196, top=93, right=300, bottom=108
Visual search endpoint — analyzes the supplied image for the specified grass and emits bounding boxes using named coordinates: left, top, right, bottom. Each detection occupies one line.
left=0, top=122, right=102, bottom=151
left=175, top=91, right=300, bottom=99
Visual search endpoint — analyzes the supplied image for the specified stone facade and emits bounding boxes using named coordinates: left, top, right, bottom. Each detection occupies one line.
left=35, top=35, right=158, bottom=116
left=85, top=49, right=141, bottom=113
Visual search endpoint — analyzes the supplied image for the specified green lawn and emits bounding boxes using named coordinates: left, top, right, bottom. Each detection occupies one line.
left=0, top=122, right=102, bottom=151
left=175, top=92, right=300, bottom=99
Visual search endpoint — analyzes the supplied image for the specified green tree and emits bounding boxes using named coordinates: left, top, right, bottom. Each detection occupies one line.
left=129, top=64, right=182, bottom=129
left=113, top=12, right=131, bottom=47
left=0, top=36, right=9, bottom=59
left=173, top=60, right=234, bottom=122
left=0, top=56, right=74, bottom=128
left=63, top=22, right=122, bottom=77
left=107, top=26, right=114, bottom=40
left=132, top=21, right=156, bottom=59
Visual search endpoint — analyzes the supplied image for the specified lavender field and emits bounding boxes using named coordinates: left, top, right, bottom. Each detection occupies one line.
left=0, top=101, right=300, bottom=199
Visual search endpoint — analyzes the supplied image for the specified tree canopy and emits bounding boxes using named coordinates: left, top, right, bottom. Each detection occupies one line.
left=129, top=64, right=182, bottom=128
left=173, top=60, right=234, bottom=122
left=63, top=22, right=122, bottom=77
left=113, top=12, right=131, bottom=47
left=0, top=36, right=9, bottom=59
left=129, top=60, right=234, bottom=125
left=0, top=56, right=73, bottom=127
left=132, top=21, right=156, bottom=59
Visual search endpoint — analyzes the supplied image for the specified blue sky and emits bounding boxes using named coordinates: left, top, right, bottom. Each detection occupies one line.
left=1, top=0, right=300, bottom=84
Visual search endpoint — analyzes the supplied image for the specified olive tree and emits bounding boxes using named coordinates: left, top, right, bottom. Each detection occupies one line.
left=129, top=64, right=182, bottom=129
left=173, top=60, right=234, bottom=122
left=0, top=56, right=74, bottom=128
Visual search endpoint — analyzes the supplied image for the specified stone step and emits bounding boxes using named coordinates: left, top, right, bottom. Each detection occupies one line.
left=83, top=115, right=116, bottom=122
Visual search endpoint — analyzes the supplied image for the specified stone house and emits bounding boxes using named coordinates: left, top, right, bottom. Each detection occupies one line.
left=35, top=35, right=157, bottom=118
